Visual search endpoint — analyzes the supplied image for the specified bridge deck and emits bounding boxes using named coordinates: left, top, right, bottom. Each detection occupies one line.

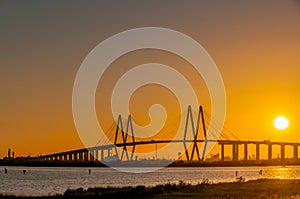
left=40, top=140, right=300, bottom=159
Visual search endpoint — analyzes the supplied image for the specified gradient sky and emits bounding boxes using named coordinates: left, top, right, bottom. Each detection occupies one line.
left=0, top=1, right=299, bottom=158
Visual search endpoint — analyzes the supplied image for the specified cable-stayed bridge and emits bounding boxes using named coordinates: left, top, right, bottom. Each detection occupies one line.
left=39, top=106, right=300, bottom=163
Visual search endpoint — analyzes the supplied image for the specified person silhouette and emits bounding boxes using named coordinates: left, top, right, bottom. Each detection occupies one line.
left=23, top=170, right=26, bottom=175
left=4, top=168, right=7, bottom=174
left=88, top=169, right=91, bottom=174
left=235, top=171, right=238, bottom=176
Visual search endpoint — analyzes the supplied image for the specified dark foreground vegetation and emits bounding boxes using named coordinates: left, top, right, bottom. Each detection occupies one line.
left=1, top=179, right=300, bottom=199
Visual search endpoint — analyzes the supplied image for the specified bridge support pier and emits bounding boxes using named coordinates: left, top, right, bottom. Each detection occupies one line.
left=256, top=144, right=260, bottom=161
left=268, top=144, right=272, bottom=161
left=281, top=144, right=285, bottom=160
left=95, top=150, right=99, bottom=161
left=90, top=151, right=94, bottom=161
left=84, top=151, right=88, bottom=161
left=221, top=144, right=225, bottom=161
left=101, top=150, right=104, bottom=161
left=107, top=149, right=111, bottom=157
left=244, top=144, right=248, bottom=161
left=294, top=145, right=298, bottom=159
left=232, top=144, right=238, bottom=161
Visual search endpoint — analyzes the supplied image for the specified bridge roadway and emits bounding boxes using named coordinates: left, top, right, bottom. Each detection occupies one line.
left=39, top=139, right=300, bottom=162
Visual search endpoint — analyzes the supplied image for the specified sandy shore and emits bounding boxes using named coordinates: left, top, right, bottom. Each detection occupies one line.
left=1, top=179, right=300, bottom=199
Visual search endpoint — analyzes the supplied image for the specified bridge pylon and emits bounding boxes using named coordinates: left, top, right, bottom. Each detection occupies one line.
left=114, top=114, right=136, bottom=161
left=183, top=105, right=207, bottom=161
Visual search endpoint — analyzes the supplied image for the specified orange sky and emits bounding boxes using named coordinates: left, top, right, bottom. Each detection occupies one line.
left=0, top=1, right=299, bottom=158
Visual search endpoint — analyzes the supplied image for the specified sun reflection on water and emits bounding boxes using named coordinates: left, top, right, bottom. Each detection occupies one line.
left=266, top=167, right=298, bottom=179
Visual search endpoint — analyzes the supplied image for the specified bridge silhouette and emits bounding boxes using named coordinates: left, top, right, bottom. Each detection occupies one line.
left=40, top=106, right=300, bottom=163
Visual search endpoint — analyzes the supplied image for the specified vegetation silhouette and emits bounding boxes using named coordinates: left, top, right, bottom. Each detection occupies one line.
left=1, top=179, right=300, bottom=199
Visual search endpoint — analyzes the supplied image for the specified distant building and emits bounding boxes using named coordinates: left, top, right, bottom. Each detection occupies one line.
left=8, top=148, right=11, bottom=158
left=206, top=153, right=220, bottom=162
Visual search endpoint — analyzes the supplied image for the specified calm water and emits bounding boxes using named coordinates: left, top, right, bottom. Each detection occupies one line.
left=0, top=166, right=300, bottom=196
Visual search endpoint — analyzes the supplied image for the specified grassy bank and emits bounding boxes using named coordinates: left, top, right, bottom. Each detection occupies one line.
left=1, top=179, right=300, bottom=199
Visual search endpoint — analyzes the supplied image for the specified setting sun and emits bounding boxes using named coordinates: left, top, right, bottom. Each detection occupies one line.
left=274, top=116, right=290, bottom=130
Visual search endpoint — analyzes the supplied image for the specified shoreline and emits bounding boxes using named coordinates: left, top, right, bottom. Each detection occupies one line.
left=1, top=179, right=300, bottom=198
left=2, top=159, right=300, bottom=168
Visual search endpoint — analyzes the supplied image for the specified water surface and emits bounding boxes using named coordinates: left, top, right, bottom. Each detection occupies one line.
left=0, top=166, right=299, bottom=196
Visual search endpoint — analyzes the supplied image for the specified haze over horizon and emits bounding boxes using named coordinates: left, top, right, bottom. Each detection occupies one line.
left=0, top=1, right=300, bottom=158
